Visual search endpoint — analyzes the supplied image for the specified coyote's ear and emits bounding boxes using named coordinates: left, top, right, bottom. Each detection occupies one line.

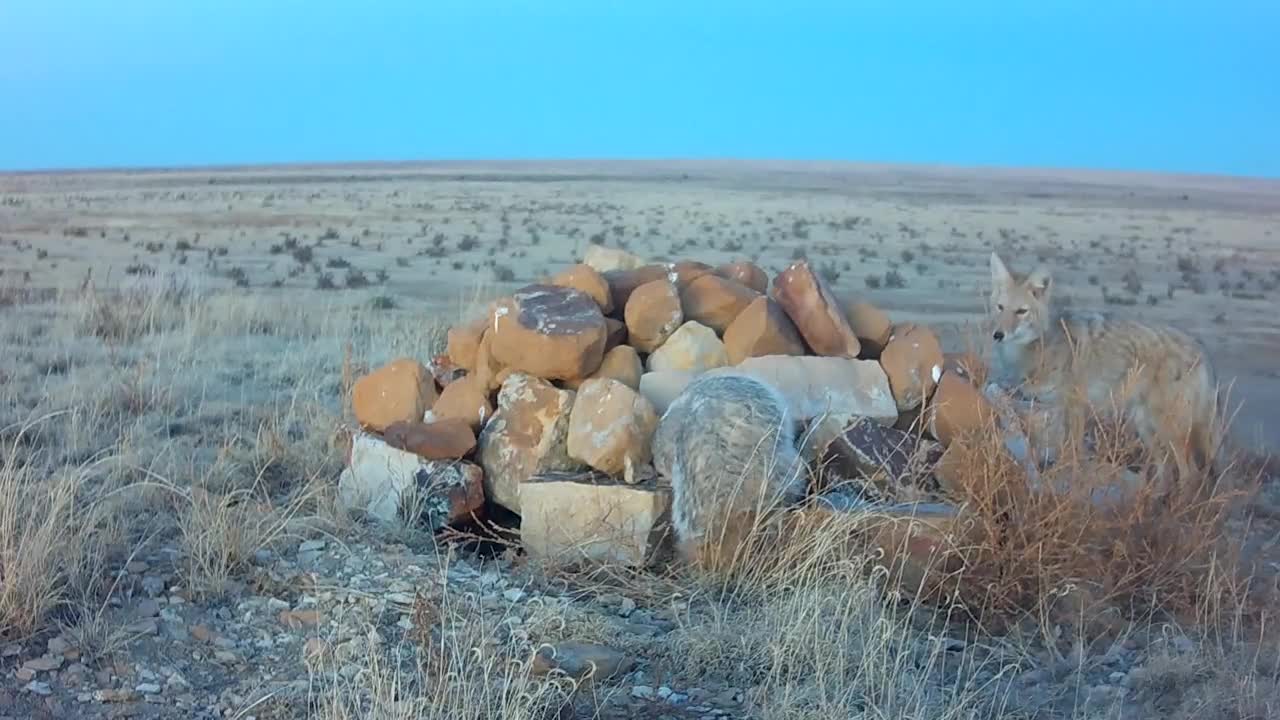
left=990, top=252, right=1012, bottom=286
left=1026, top=268, right=1052, bottom=299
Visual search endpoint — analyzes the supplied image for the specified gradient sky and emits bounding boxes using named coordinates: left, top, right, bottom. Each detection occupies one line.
left=1, top=1, right=1277, bottom=176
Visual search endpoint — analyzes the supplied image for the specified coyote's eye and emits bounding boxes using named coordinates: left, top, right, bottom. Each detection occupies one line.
left=1015, top=308, right=1028, bottom=316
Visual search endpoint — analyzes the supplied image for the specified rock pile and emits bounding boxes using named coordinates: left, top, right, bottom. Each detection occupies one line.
left=338, top=246, right=1010, bottom=592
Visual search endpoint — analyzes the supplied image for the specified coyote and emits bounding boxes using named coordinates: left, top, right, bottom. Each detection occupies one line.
left=986, top=252, right=1220, bottom=487
left=653, top=372, right=807, bottom=575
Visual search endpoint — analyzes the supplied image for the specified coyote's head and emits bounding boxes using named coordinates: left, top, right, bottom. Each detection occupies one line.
left=988, top=252, right=1052, bottom=346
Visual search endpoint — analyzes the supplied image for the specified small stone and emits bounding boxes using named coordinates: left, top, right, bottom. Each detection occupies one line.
left=46, top=638, right=70, bottom=656
left=477, top=373, right=582, bottom=513
left=583, top=245, right=645, bottom=273
left=624, top=279, right=683, bottom=353
left=519, top=472, right=671, bottom=567
left=14, top=667, right=35, bottom=683
left=383, top=418, right=477, bottom=460
left=430, top=374, right=494, bottom=431
left=646, top=321, right=727, bottom=373
left=678, top=274, right=760, bottom=334
left=771, top=260, right=860, bottom=357
left=278, top=609, right=322, bottom=628
left=532, top=642, right=633, bottom=681
left=489, top=285, right=608, bottom=381
left=632, top=685, right=657, bottom=700
left=502, top=588, right=527, bottom=602
left=715, top=261, right=769, bottom=293
left=22, top=655, right=62, bottom=673
left=351, top=358, right=438, bottom=433
left=135, top=683, right=162, bottom=695
left=550, top=264, right=613, bottom=313
left=637, top=370, right=697, bottom=416
left=23, top=681, right=52, bottom=696
left=95, top=688, right=139, bottom=703
left=125, top=560, right=149, bottom=574
left=722, top=296, right=806, bottom=365
left=213, top=650, right=239, bottom=664
left=190, top=625, right=214, bottom=643
left=879, top=323, right=945, bottom=411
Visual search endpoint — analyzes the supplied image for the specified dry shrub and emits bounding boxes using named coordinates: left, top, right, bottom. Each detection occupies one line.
left=939, top=387, right=1256, bottom=630
left=0, top=418, right=112, bottom=638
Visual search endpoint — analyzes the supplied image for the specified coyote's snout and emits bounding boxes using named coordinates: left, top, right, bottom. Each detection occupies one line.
left=987, top=252, right=1222, bottom=489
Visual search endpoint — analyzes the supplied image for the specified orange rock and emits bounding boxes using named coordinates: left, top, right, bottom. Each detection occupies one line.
left=841, top=300, right=893, bottom=358
left=384, top=418, right=477, bottom=460
left=488, top=285, right=608, bottom=382
left=446, top=318, right=488, bottom=371
left=716, top=261, right=770, bottom=293
left=430, top=374, right=494, bottom=431
left=624, top=279, right=683, bottom=353
left=679, top=274, right=760, bottom=334
left=565, top=345, right=643, bottom=391
left=770, top=260, right=860, bottom=357
left=603, top=265, right=670, bottom=314
left=473, top=330, right=507, bottom=391
left=646, top=321, right=728, bottom=373
left=722, top=297, right=806, bottom=365
left=550, top=263, right=613, bottom=314
left=926, top=370, right=995, bottom=447
left=942, top=351, right=986, bottom=383
left=879, top=324, right=944, bottom=411
left=351, top=358, right=438, bottom=433
left=666, top=260, right=715, bottom=289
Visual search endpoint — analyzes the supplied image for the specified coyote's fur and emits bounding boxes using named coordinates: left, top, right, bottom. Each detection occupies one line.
left=653, top=372, right=807, bottom=575
left=987, top=252, right=1221, bottom=489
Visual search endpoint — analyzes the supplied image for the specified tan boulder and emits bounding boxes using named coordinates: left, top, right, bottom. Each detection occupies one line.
left=477, top=373, right=583, bottom=512
left=383, top=418, right=477, bottom=460
left=770, top=260, right=860, bottom=357
left=926, top=370, right=995, bottom=446
left=841, top=300, right=893, bottom=358
left=638, top=370, right=698, bottom=416
left=567, top=378, right=660, bottom=476
left=624, top=279, right=683, bottom=353
left=339, top=432, right=484, bottom=530
left=446, top=318, right=488, bottom=371
left=646, top=321, right=728, bottom=373
left=879, top=323, right=945, bottom=411
left=519, top=471, right=671, bottom=567
left=716, top=261, right=769, bottom=293
left=565, top=345, right=643, bottom=391
left=679, top=273, right=760, bottom=334
left=550, top=263, right=613, bottom=314
left=722, top=296, right=806, bottom=365
left=429, top=374, right=494, bottom=431
left=722, top=355, right=897, bottom=426
left=583, top=245, right=645, bottom=273
left=351, top=358, right=438, bottom=433
left=489, top=285, right=608, bottom=382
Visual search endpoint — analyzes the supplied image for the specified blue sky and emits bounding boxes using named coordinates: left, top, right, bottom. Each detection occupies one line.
left=1, top=1, right=1277, bottom=176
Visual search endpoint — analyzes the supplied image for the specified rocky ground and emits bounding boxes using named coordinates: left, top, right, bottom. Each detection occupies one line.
left=2, top=162, right=1279, bottom=719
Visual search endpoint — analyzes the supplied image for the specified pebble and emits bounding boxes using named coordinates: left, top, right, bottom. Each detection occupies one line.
left=23, top=681, right=52, bottom=696
left=631, top=685, right=656, bottom=700
left=135, top=683, right=162, bottom=695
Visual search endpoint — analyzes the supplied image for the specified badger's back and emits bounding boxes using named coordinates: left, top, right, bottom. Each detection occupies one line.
left=654, top=372, right=807, bottom=571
